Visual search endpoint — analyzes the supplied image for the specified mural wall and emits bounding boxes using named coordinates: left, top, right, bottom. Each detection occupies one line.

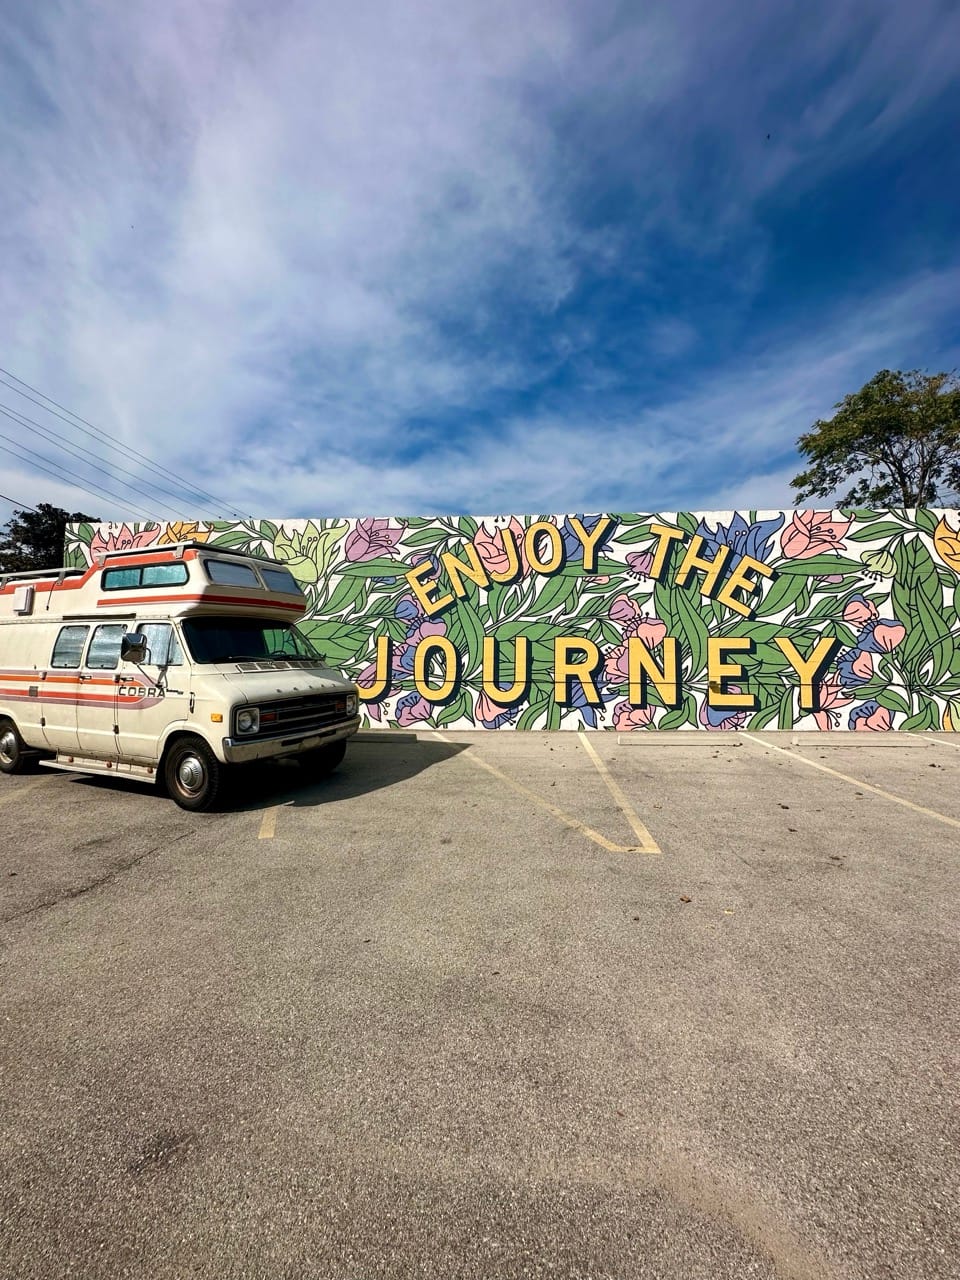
left=68, top=510, right=960, bottom=732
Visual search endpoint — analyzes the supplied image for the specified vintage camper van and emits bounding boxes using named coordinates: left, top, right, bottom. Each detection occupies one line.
left=0, top=541, right=359, bottom=809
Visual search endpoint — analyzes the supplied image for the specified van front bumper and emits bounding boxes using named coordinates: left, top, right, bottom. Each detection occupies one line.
left=221, top=717, right=360, bottom=764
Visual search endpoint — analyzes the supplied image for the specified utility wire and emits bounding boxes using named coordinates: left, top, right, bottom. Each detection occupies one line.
left=0, top=441, right=157, bottom=521
left=0, top=490, right=38, bottom=512
left=0, top=366, right=250, bottom=519
left=0, top=401, right=191, bottom=521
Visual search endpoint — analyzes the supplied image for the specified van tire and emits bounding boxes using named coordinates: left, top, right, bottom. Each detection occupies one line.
left=164, top=738, right=222, bottom=812
left=0, top=718, right=30, bottom=775
left=302, top=739, right=346, bottom=776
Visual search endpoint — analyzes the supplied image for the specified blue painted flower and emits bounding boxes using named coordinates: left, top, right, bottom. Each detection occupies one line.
left=695, top=513, right=784, bottom=572
left=563, top=677, right=612, bottom=728
left=853, top=619, right=907, bottom=654
left=837, top=648, right=874, bottom=687
left=395, top=595, right=422, bottom=624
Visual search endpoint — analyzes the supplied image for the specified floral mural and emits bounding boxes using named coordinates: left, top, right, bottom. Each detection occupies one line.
left=66, top=510, right=960, bottom=732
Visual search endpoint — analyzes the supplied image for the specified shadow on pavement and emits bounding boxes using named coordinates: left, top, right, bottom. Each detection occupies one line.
left=226, top=736, right=468, bottom=812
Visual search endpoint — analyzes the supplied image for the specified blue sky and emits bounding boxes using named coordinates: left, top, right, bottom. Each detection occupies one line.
left=0, top=0, right=958, bottom=525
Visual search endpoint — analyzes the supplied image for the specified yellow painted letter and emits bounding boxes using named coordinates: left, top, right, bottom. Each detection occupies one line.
left=715, top=555, right=775, bottom=618
left=649, top=524, right=686, bottom=580
left=414, top=636, right=459, bottom=703
left=404, top=560, right=454, bottom=618
left=675, top=534, right=732, bottom=597
left=627, top=636, right=680, bottom=708
left=707, top=637, right=756, bottom=710
left=356, top=635, right=391, bottom=701
left=440, top=543, right=490, bottom=600
left=482, top=636, right=530, bottom=705
left=568, top=515, right=615, bottom=571
left=774, top=636, right=842, bottom=712
left=525, top=521, right=565, bottom=575
left=554, top=637, right=602, bottom=707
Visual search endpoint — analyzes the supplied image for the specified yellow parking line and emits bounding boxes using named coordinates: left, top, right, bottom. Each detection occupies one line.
left=429, top=733, right=660, bottom=855
left=0, top=775, right=54, bottom=810
left=578, top=734, right=661, bottom=853
left=258, top=807, right=279, bottom=839
left=741, top=732, right=960, bottom=831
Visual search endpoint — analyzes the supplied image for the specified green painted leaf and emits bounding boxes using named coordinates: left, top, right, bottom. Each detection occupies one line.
left=340, top=557, right=406, bottom=578
left=774, top=555, right=864, bottom=576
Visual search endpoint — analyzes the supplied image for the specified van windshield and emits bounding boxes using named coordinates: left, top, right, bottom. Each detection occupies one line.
left=181, top=618, right=323, bottom=665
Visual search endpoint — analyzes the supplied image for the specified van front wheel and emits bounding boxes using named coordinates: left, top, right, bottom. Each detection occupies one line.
left=164, top=738, right=222, bottom=812
left=0, top=719, right=29, bottom=775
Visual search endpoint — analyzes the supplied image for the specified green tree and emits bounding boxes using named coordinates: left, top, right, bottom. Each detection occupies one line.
left=791, top=369, right=960, bottom=507
left=0, top=503, right=98, bottom=574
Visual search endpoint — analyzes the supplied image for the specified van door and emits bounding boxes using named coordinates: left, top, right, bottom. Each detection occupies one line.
left=42, top=623, right=89, bottom=753
left=75, top=623, right=128, bottom=760
left=114, top=622, right=190, bottom=765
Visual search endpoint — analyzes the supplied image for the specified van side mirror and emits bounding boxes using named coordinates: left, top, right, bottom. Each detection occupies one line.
left=121, top=633, right=149, bottom=664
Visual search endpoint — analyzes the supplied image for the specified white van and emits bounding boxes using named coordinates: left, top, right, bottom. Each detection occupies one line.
left=0, top=540, right=359, bottom=810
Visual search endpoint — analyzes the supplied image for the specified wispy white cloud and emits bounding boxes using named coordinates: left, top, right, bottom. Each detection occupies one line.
left=0, top=0, right=957, bottom=521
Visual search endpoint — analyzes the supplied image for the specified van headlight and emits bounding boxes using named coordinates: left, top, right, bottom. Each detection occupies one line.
left=346, top=693, right=358, bottom=716
left=236, top=708, right=260, bottom=735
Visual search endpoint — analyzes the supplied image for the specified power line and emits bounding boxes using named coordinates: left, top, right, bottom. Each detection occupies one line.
left=0, top=366, right=250, bottom=519
left=0, top=490, right=38, bottom=512
left=0, top=401, right=192, bottom=521
left=0, top=441, right=157, bottom=521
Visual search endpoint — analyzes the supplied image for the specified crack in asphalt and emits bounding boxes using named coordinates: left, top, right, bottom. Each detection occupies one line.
left=0, top=828, right=198, bottom=924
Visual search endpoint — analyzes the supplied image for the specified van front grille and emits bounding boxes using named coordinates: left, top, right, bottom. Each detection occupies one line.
left=256, top=693, right=353, bottom=738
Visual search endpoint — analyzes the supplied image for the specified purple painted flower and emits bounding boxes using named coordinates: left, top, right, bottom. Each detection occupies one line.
left=345, top=517, right=402, bottom=562
left=626, top=550, right=654, bottom=578
left=396, top=692, right=432, bottom=726
left=695, top=513, right=784, bottom=573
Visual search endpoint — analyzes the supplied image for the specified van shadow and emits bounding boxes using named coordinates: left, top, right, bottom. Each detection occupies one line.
left=226, top=736, right=468, bottom=813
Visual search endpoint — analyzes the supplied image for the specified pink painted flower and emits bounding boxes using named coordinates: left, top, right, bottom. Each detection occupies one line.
left=473, top=518, right=528, bottom=579
left=612, top=701, right=654, bottom=731
left=89, top=523, right=160, bottom=558
left=781, top=511, right=852, bottom=559
left=604, top=645, right=631, bottom=684
left=872, top=622, right=906, bottom=651
left=344, top=516, right=402, bottom=562
left=842, top=594, right=879, bottom=627
left=475, top=690, right=521, bottom=729
left=849, top=700, right=893, bottom=731
left=813, top=677, right=853, bottom=730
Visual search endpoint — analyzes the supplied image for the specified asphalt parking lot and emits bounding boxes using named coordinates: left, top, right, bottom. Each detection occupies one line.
left=1, top=731, right=958, bottom=1280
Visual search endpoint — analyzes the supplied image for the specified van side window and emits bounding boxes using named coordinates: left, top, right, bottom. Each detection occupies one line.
left=102, top=564, right=188, bottom=590
left=87, top=624, right=128, bottom=670
left=203, top=559, right=260, bottom=587
left=260, top=567, right=302, bottom=594
left=137, top=623, right=183, bottom=667
left=51, top=625, right=89, bottom=669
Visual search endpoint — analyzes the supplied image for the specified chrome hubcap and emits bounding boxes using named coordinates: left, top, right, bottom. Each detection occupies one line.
left=177, top=755, right=205, bottom=794
left=0, top=729, right=17, bottom=764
